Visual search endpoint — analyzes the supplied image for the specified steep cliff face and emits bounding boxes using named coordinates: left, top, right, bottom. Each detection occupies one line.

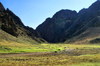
left=36, top=0, right=100, bottom=43
left=0, top=2, right=45, bottom=43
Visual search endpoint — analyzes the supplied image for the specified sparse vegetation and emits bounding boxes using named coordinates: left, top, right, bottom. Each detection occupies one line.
left=0, top=40, right=100, bottom=66
left=0, top=48, right=100, bottom=66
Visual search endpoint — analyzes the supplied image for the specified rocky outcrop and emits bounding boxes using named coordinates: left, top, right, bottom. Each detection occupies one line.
left=0, top=11, right=18, bottom=37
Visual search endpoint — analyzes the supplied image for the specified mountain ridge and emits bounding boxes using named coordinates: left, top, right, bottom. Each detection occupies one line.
left=36, top=0, right=100, bottom=43
left=0, top=2, right=46, bottom=43
left=1, top=1, right=100, bottom=44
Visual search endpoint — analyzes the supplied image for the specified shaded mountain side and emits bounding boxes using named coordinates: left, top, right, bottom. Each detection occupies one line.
left=65, top=27, right=100, bottom=44
left=60, top=1, right=100, bottom=43
left=0, top=10, right=18, bottom=37
left=0, top=2, right=46, bottom=43
left=36, top=10, right=77, bottom=42
left=0, top=29, right=39, bottom=44
left=36, top=0, right=100, bottom=43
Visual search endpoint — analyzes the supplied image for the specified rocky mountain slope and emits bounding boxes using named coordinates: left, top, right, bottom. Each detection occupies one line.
left=0, top=2, right=45, bottom=43
left=36, top=0, right=100, bottom=43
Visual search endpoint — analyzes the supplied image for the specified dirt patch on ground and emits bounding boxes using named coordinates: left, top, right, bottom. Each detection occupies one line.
left=0, top=52, right=52, bottom=58
left=0, top=48, right=74, bottom=58
left=0, top=48, right=100, bottom=58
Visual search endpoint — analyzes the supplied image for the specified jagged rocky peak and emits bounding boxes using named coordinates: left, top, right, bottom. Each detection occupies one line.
left=0, top=2, right=5, bottom=11
left=6, top=8, right=10, bottom=11
left=53, top=9, right=77, bottom=19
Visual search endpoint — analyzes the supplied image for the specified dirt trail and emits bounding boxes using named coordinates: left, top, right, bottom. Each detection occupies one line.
left=0, top=47, right=74, bottom=58
left=0, top=52, right=52, bottom=58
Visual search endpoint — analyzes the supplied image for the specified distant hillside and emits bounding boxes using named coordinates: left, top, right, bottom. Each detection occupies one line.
left=36, top=0, right=100, bottom=44
left=0, top=2, right=46, bottom=43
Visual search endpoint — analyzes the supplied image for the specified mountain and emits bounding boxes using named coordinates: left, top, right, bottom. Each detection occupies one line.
left=36, top=10, right=77, bottom=43
left=0, top=2, right=46, bottom=43
left=36, top=0, right=100, bottom=43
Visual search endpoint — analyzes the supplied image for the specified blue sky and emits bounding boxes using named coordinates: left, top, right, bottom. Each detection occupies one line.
left=1, top=0, right=96, bottom=29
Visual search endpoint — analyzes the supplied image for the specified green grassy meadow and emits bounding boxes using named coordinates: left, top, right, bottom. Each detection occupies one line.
left=0, top=40, right=100, bottom=66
